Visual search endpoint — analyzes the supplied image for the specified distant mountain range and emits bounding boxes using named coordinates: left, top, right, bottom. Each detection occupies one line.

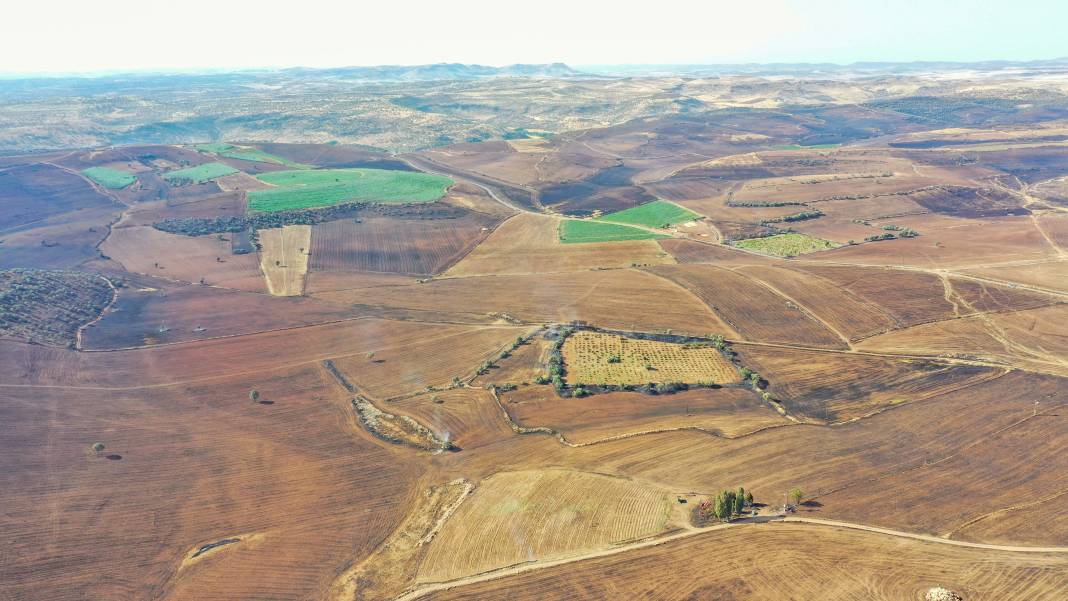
left=581, top=57, right=1068, bottom=77
left=282, top=62, right=587, bottom=81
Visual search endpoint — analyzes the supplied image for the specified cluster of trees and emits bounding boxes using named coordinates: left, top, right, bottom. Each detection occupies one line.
left=759, top=210, right=824, bottom=226
left=699, top=487, right=755, bottom=521
left=727, top=200, right=805, bottom=208
left=153, top=202, right=366, bottom=237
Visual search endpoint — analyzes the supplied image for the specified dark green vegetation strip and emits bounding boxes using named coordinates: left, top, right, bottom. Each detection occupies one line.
left=598, top=200, right=699, bottom=228
left=0, top=269, right=113, bottom=347
left=558, top=220, right=667, bottom=244
left=248, top=169, right=453, bottom=212
left=82, top=166, right=137, bottom=189
left=162, top=162, right=239, bottom=183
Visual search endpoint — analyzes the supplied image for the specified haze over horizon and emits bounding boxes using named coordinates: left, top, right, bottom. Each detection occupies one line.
left=4, top=0, right=1068, bottom=75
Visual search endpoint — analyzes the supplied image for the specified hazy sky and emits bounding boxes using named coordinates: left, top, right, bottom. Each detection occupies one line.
left=3, top=0, right=1067, bottom=74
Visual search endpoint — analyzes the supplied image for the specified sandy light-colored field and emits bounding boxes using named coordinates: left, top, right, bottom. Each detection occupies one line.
left=416, top=468, right=674, bottom=583
left=418, top=522, right=1068, bottom=600
left=258, top=225, right=311, bottom=296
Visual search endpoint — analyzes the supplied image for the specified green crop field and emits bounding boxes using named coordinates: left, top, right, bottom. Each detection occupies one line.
left=732, top=233, right=839, bottom=257
left=598, top=200, right=699, bottom=228
left=195, top=142, right=312, bottom=169
left=558, top=220, right=667, bottom=244
left=81, top=166, right=137, bottom=189
left=194, top=143, right=235, bottom=154
left=247, top=168, right=453, bottom=212
left=161, top=162, right=239, bottom=183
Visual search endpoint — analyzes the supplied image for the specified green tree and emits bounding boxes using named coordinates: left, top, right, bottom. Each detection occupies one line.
left=91, top=442, right=105, bottom=453
left=790, top=488, right=804, bottom=506
left=249, top=390, right=259, bottom=403
left=744, top=490, right=754, bottom=507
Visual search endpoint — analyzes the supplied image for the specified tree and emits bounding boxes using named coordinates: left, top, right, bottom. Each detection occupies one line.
left=91, top=442, right=105, bottom=453
left=734, top=489, right=745, bottom=515
left=249, top=390, right=259, bottom=403
left=745, top=490, right=754, bottom=507
left=790, top=488, right=804, bottom=506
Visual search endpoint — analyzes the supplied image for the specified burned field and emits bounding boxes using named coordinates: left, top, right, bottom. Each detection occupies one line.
left=5, top=90, right=1068, bottom=601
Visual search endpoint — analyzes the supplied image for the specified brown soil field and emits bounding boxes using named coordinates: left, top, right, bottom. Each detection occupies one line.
left=81, top=283, right=359, bottom=349
left=790, top=265, right=959, bottom=328
left=0, top=319, right=509, bottom=389
left=304, top=270, right=421, bottom=293
left=259, top=225, right=312, bottom=296
left=0, top=363, right=421, bottom=601
left=330, top=478, right=471, bottom=601
left=416, top=468, right=674, bottom=583
left=732, top=344, right=1003, bottom=422
left=562, top=330, right=740, bottom=386
left=102, top=224, right=266, bottom=292
left=440, top=181, right=518, bottom=218
left=389, top=388, right=516, bottom=451
left=420, top=522, right=1068, bottom=600
left=855, top=304, right=1068, bottom=376
left=313, top=270, right=732, bottom=336
left=503, top=385, right=785, bottom=444
left=554, top=371, right=1068, bottom=545
left=736, top=264, right=897, bottom=340
left=792, top=264, right=1057, bottom=330
left=649, top=264, right=845, bottom=348
left=252, top=142, right=414, bottom=169
left=0, top=205, right=122, bottom=270
left=121, top=191, right=247, bottom=226
left=421, top=144, right=555, bottom=188
left=310, top=214, right=496, bottom=276
left=445, top=213, right=674, bottom=276
left=0, top=163, right=119, bottom=230
left=656, top=238, right=776, bottom=265
left=805, top=215, right=1057, bottom=268
left=963, top=261, right=1068, bottom=294
left=471, top=335, right=554, bottom=387
left=327, top=325, right=528, bottom=399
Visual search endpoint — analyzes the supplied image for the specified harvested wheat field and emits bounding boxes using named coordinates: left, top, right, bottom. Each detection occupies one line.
left=416, top=468, right=674, bottom=583
left=503, top=385, right=785, bottom=444
left=419, top=522, right=1068, bottom=600
left=328, top=325, right=530, bottom=399
left=471, top=335, right=554, bottom=387
left=855, top=304, right=1068, bottom=376
left=732, top=344, right=1004, bottom=421
left=310, top=213, right=496, bottom=276
left=259, top=225, right=311, bottom=295
left=650, top=264, right=846, bottom=348
left=389, top=388, right=516, bottom=450
left=314, top=270, right=732, bottom=336
left=446, top=213, right=674, bottom=276
left=0, top=364, right=421, bottom=601
left=562, top=330, right=740, bottom=385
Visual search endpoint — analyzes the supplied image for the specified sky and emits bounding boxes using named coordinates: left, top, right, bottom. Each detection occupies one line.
left=3, top=0, right=1067, bottom=74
